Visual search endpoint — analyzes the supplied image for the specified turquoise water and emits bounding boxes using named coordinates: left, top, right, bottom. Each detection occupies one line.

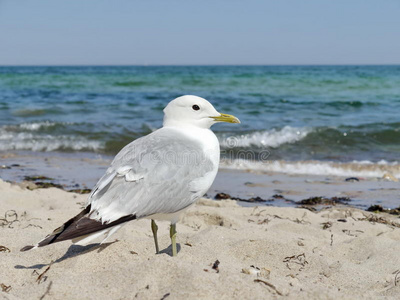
left=1, top=65, right=400, bottom=164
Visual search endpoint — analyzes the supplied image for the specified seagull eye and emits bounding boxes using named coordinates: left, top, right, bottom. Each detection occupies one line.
left=192, top=105, right=200, bottom=111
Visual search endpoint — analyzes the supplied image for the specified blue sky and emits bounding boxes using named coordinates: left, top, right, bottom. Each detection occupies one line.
left=0, top=0, right=399, bottom=65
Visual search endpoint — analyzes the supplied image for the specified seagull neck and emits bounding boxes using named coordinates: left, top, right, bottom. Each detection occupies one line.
left=162, top=124, right=218, bottom=148
left=162, top=123, right=210, bottom=131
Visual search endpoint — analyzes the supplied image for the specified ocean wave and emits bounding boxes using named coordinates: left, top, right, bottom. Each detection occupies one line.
left=18, top=121, right=58, bottom=131
left=0, top=130, right=103, bottom=152
left=219, top=126, right=312, bottom=148
left=2, top=121, right=72, bottom=132
left=221, top=159, right=400, bottom=178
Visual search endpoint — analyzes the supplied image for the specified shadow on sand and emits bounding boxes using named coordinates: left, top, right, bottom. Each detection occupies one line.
left=159, top=243, right=181, bottom=256
left=14, top=240, right=119, bottom=270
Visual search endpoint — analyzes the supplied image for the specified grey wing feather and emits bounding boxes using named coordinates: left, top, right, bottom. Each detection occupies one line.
left=87, top=128, right=216, bottom=223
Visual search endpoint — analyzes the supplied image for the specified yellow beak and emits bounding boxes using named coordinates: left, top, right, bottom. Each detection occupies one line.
left=211, top=113, right=240, bottom=124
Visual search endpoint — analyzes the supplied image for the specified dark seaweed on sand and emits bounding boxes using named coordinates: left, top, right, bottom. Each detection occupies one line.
left=34, top=182, right=64, bottom=189
left=359, top=214, right=400, bottom=228
left=24, top=175, right=54, bottom=181
left=214, top=193, right=269, bottom=203
left=297, top=196, right=351, bottom=206
left=212, top=260, right=220, bottom=273
left=366, top=205, right=400, bottom=215
left=68, top=188, right=92, bottom=194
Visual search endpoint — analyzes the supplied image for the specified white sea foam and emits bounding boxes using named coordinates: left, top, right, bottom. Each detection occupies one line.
left=18, top=121, right=57, bottom=131
left=221, top=159, right=400, bottom=178
left=0, top=130, right=103, bottom=152
left=220, top=126, right=312, bottom=148
left=2, top=121, right=65, bottom=132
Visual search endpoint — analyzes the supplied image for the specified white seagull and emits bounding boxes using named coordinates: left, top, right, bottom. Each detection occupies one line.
left=21, top=95, right=240, bottom=256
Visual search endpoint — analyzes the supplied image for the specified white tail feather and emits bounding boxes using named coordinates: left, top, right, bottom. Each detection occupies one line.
left=72, top=225, right=123, bottom=246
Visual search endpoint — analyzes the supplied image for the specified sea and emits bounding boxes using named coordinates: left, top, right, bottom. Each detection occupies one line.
left=1, top=65, right=400, bottom=178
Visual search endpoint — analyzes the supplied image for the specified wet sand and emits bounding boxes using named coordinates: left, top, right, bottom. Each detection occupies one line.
left=1, top=151, right=400, bottom=210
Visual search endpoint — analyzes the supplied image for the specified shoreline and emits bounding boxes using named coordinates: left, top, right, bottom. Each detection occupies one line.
left=1, top=151, right=400, bottom=210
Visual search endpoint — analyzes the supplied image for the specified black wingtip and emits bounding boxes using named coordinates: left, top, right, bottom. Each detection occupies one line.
left=20, top=245, right=35, bottom=252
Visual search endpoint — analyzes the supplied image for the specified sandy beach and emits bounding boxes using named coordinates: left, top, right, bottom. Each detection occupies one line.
left=1, top=3, right=400, bottom=299
left=1, top=178, right=400, bottom=299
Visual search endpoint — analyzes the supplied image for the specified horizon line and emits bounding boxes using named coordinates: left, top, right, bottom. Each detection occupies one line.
left=1, top=63, right=400, bottom=67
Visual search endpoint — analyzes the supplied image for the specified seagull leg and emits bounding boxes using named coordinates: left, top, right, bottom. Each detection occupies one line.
left=151, top=219, right=159, bottom=254
left=170, top=223, right=177, bottom=257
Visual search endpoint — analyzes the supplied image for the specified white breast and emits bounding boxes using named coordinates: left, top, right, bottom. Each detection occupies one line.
left=148, top=126, right=220, bottom=223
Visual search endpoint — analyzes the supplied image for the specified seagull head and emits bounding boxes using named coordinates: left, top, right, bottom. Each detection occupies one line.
left=163, top=95, right=240, bottom=129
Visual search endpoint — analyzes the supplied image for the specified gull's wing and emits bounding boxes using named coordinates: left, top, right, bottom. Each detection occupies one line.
left=88, top=127, right=217, bottom=223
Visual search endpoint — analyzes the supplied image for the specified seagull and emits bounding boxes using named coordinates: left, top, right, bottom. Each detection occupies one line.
left=21, top=95, right=240, bottom=256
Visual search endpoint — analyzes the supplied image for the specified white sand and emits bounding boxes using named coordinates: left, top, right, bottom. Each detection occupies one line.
left=1, top=179, right=400, bottom=299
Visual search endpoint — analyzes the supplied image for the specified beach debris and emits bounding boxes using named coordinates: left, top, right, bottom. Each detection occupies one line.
left=358, top=214, right=400, bottom=228
left=366, top=205, right=400, bottom=215
left=212, top=260, right=220, bottom=273
left=342, top=229, right=364, bottom=237
left=254, top=279, right=283, bottom=296
left=250, top=207, right=267, bottom=216
left=129, top=250, right=138, bottom=255
left=242, top=265, right=270, bottom=279
left=298, top=205, right=317, bottom=212
left=0, top=283, right=11, bottom=293
left=243, top=196, right=269, bottom=203
left=35, top=182, right=64, bottom=189
left=203, top=260, right=221, bottom=273
left=268, top=193, right=297, bottom=204
left=242, top=266, right=259, bottom=276
left=0, top=210, right=19, bottom=228
left=393, top=270, right=400, bottom=286
left=184, top=242, right=192, bottom=247
left=36, top=261, right=54, bottom=284
left=257, top=218, right=270, bottom=225
left=366, top=205, right=384, bottom=212
left=23, top=181, right=64, bottom=190
left=337, top=218, right=347, bottom=222
left=22, top=175, right=66, bottom=190
left=160, top=293, right=170, bottom=300
left=345, top=177, right=360, bottom=182
left=321, top=221, right=332, bottom=230
left=382, top=173, right=398, bottom=182
left=330, top=234, right=334, bottom=246
left=214, top=193, right=269, bottom=203
left=297, top=196, right=351, bottom=206
left=68, top=188, right=92, bottom=194
left=24, top=175, right=54, bottom=181
left=283, top=253, right=308, bottom=271
left=0, top=246, right=11, bottom=253
left=250, top=212, right=310, bottom=225
left=215, top=193, right=231, bottom=199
